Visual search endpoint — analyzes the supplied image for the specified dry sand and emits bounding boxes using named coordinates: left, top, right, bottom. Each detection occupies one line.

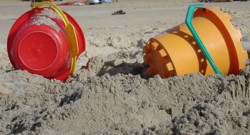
left=1, top=0, right=250, bottom=134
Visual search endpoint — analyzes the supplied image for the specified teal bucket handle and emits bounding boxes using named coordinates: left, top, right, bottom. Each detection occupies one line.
left=185, top=4, right=223, bottom=76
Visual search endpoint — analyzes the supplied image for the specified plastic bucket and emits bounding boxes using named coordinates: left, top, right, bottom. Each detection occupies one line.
left=7, top=4, right=86, bottom=81
left=144, top=6, right=248, bottom=78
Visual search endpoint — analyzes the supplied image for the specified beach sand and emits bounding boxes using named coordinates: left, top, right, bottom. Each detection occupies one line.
left=0, top=0, right=250, bottom=134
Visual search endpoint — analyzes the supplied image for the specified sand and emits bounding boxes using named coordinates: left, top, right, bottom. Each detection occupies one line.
left=0, top=0, right=250, bottom=134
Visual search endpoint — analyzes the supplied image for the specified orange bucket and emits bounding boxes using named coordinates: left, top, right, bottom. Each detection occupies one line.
left=144, top=6, right=248, bottom=78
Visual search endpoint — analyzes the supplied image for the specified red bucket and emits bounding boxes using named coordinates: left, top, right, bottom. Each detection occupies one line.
left=7, top=6, right=86, bottom=81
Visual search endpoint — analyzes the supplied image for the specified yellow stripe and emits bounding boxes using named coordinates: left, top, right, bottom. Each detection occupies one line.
left=32, top=2, right=68, bottom=25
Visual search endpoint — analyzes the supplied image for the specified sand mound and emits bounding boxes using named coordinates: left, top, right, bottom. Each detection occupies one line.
left=1, top=51, right=250, bottom=134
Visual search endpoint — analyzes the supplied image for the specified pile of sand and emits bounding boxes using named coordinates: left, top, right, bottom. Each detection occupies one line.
left=0, top=0, right=250, bottom=134
left=1, top=51, right=250, bottom=134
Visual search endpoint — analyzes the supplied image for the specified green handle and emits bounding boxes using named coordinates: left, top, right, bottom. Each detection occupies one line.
left=185, top=4, right=223, bottom=76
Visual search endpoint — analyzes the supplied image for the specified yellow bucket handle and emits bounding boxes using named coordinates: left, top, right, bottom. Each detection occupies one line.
left=31, top=2, right=79, bottom=75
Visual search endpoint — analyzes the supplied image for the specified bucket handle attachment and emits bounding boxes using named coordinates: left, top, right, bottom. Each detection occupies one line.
left=31, top=2, right=79, bottom=76
left=185, top=4, right=223, bottom=76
